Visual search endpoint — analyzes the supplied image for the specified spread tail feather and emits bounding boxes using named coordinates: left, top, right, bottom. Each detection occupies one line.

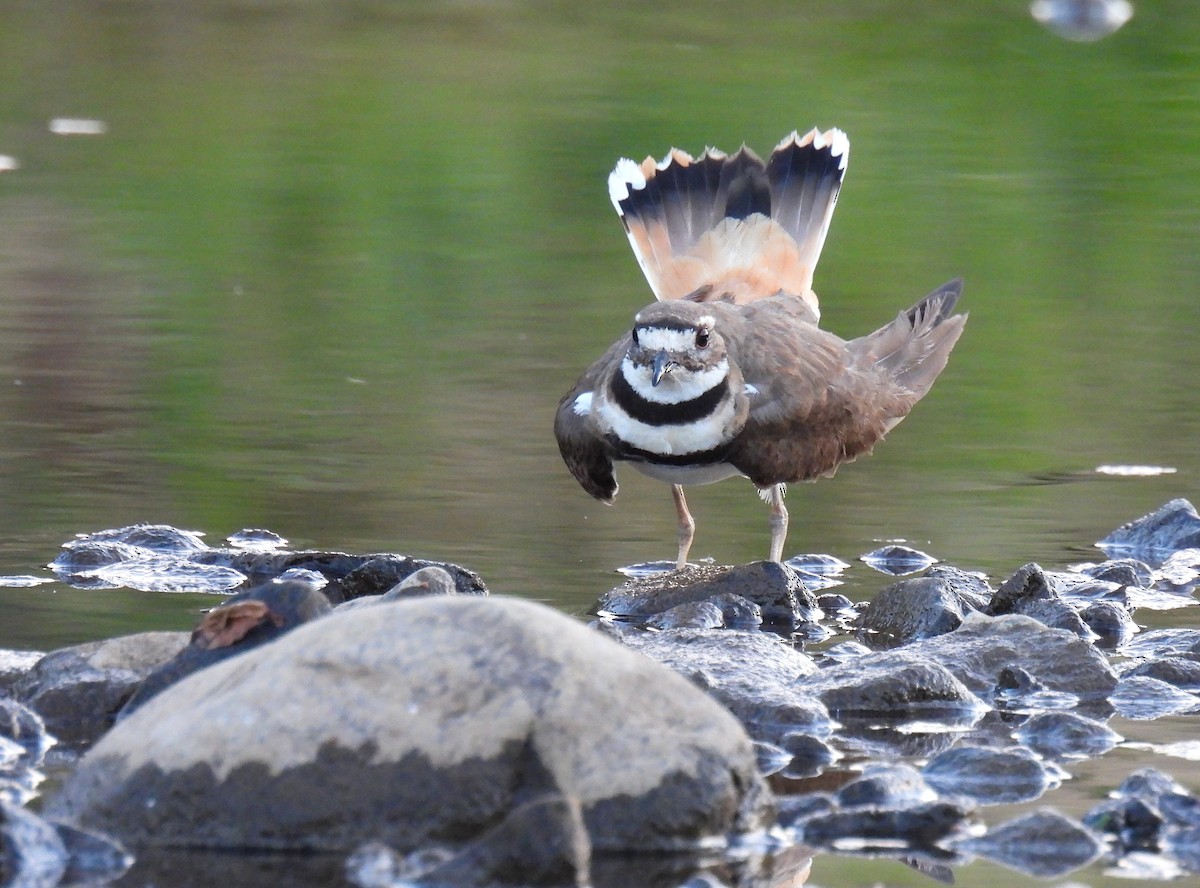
left=851, top=278, right=967, bottom=400
left=608, top=128, right=849, bottom=310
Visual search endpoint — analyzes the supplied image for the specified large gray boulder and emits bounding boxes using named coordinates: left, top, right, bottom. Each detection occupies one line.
left=46, top=596, right=770, bottom=856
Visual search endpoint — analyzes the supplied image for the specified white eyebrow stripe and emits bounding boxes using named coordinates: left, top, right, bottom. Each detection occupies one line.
left=635, top=327, right=697, bottom=352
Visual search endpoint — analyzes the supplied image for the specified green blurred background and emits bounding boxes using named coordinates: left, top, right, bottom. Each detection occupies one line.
left=1, top=2, right=1198, bottom=882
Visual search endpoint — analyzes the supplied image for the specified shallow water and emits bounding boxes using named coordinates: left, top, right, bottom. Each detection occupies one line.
left=2, top=1, right=1199, bottom=884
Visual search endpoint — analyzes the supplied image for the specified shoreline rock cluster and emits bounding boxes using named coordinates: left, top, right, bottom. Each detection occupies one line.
left=2, top=498, right=1200, bottom=885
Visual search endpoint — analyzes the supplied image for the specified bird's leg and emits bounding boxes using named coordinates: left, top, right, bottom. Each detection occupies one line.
left=767, top=483, right=788, bottom=562
left=672, top=484, right=695, bottom=570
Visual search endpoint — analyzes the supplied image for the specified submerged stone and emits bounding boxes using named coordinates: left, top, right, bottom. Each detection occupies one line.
left=922, top=746, right=1054, bottom=805
left=1015, top=711, right=1123, bottom=760
left=800, top=801, right=971, bottom=850
left=1111, top=676, right=1200, bottom=720
left=956, top=808, right=1103, bottom=877
left=859, top=545, right=937, bottom=576
left=835, top=763, right=935, bottom=810
left=1081, top=600, right=1137, bottom=649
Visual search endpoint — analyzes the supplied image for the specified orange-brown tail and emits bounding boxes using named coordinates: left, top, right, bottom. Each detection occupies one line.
left=608, top=128, right=849, bottom=314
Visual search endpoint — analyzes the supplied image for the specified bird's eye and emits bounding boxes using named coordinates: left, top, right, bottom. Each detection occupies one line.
left=631, top=327, right=640, bottom=346
left=696, top=329, right=711, bottom=348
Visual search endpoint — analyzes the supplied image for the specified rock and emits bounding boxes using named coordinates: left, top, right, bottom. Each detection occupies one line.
left=652, top=597, right=763, bottom=633
left=120, top=578, right=333, bottom=718
left=51, top=820, right=132, bottom=886
left=14, top=631, right=189, bottom=747
left=1078, top=558, right=1154, bottom=588
left=337, top=556, right=487, bottom=601
left=835, top=763, right=935, bottom=809
left=1080, top=601, right=1137, bottom=648
left=595, top=562, right=819, bottom=630
left=1121, top=628, right=1200, bottom=661
left=0, top=800, right=67, bottom=888
left=777, top=733, right=838, bottom=780
left=855, top=571, right=988, bottom=648
left=0, top=699, right=53, bottom=768
left=907, top=612, right=1116, bottom=702
left=47, top=597, right=770, bottom=854
left=1127, top=657, right=1200, bottom=691
left=1084, top=768, right=1188, bottom=854
left=987, top=563, right=1096, bottom=638
left=1099, top=499, right=1200, bottom=563
left=1015, top=711, right=1123, bottom=760
left=801, top=659, right=987, bottom=723
left=922, top=746, right=1054, bottom=805
left=600, top=624, right=830, bottom=745
left=800, top=801, right=971, bottom=850
left=859, top=545, right=937, bottom=575
left=955, top=808, right=1104, bottom=877
left=1111, top=676, right=1200, bottom=720
left=0, top=651, right=43, bottom=697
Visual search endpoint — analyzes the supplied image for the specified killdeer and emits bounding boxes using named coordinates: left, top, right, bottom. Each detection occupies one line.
left=554, top=128, right=966, bottom=569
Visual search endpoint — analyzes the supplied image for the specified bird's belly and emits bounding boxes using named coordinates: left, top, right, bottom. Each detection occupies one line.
left=628, top=460, right=744, bottom=486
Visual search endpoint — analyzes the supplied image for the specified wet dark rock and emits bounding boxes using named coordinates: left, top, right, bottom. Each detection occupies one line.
left=646, top=601, right=726, bottom=630
left=777, top=732, right=838, bottom=779
left=804, top=660, right=985, bottom=723
left=335, top=555, right=487, bottom=601
left=52, top=820, right=132, bottom=886
left=1127, top=657, right=1200, bottom=691
left=0, top=651, right=43, bottom=697
left=602, top=625, right=829, bottom=745
left=1163, top=824, right=1200, bottom=872
left=14, top=631, right=189, bottom=747
left=774, top=793, right=835, bottom=831
left=48, top=597, right=771, bottom=854
left=854, top=570, right=988, bottom=648
left=905, top=612, right=1117, bottom=702
left=815, top=592, right=854, bottom=615
left=988, top=562, right=1059, bottom=612
left=1079, top=557, right=1154, bottom=588
left=1084, top=768, right=1194, bottom=855
left=859, top=544, right=937, bottom=575
left=1159, top=791, right=1200, bottom=828
left=1015, top=711, right=1122, bottom=760
left=1, top=800, right=67, bottom=887
left=645, top=593, right=763, bottom=631
left=753, top=741, right=791, bottom=777
left=1014, top=598, right=1094, bottom=639
left=835, top=763, right=935, bottom=810
left=1111, top=675, right=1200, bottom=720
left=800, top=801, right=971, bottom=850
left=955, top=808, right=1104, bottom=878
left=1120, top=628, right=1200, bottom=661
left=0, top=699, right=52, bottom=769
left=1099, top=498, right=1200, bottom=564
left=120, top=578, right=333, bottom=718
left=595, top=561, right=819, bottom=630
left=922, top=746, right=1053, bottom=805
left=349, top=794, right=590, bottom=888
left=1081, top=600, right=1137, bottom=649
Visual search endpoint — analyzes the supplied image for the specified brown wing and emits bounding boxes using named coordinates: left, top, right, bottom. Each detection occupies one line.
left=726, top=298, right=904, bottom=486
left=608, top=129, right=848, bottom=312
left=553, top=339, right=625, bottom=502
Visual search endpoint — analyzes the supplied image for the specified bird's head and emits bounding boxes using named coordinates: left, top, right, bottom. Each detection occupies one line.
left=625, top=303, right=729, bottom=392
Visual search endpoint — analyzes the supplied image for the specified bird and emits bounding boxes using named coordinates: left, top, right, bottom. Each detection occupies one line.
left=554, top=127, right=966, bottom=570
